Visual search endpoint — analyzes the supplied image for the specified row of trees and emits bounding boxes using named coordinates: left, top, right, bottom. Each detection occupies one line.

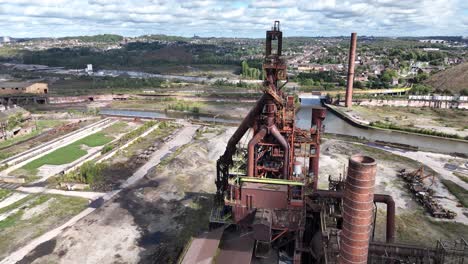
left=241, top=61, right=262, bottom=80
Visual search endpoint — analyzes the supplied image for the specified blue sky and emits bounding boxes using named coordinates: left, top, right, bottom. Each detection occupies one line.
left=0, top=0, right=467, bottom=38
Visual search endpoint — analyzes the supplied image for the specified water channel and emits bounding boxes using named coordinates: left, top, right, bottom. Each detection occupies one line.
left=101, top=99, right=468, bottom=155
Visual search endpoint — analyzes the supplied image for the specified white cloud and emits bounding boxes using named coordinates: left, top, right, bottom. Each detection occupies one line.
left=0, top=0, right=466, bottom=37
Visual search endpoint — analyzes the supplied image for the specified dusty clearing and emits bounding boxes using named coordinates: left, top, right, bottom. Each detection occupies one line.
left=345, top=105, right=468, bottom=137
left=22, top=125, right=231, bottom=264
left=0, top=193, right=88, bottom=260
left=319, top=138, right=468, bottom=245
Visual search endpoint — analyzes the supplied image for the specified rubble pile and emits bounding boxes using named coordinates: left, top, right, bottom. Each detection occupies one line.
left=397, top=167, right=456, bottom=219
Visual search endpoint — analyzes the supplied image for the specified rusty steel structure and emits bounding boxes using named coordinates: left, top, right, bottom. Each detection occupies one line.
left=345, top=33, right=357, bottom=108
left=181, top=22, right=468, bottom=264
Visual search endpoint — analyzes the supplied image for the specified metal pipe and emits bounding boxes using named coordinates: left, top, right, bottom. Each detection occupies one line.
left=247, top=127, right=268, bottom=177
left=312, top=190, right=395, bottom=243
left=345, top=33, right=357, bottom=108
left=270, top=124, right=289, bottom=178
left=220, top=93, right=267, bottom=163
left=339, top=154, right=376, bottom=264
left=374, top=194, right=395, bottom=243
left=310, top=107, right=326, bottom=190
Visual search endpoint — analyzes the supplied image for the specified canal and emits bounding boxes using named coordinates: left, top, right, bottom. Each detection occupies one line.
left=101, top=102, right=468, bottom=155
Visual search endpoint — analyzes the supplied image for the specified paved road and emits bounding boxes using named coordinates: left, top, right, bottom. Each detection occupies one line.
left=0, top=123, right=199, bottom=264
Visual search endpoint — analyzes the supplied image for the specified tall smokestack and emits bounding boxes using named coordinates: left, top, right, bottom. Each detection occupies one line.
left=339, top=154, right=376, bottom=264
left=345, top=33, right=357, bottom=108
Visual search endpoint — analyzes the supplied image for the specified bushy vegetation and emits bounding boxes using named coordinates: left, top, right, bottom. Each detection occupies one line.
left=6, top=113, right=24, bottom=130
left=410, top=84, right=432, bottom=94
left=213, top=79, right=261, bottom=89
left=241, top=60, right=262, bottom=80
left=294, top=71, right=341, bottom=86
left=369, top=121, right=467, bottom=140
left=60, top=161, right=108, bottom=185
left=166, top=100, right=203, bottom=113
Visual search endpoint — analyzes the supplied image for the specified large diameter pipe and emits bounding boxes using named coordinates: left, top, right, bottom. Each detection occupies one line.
left=220, top=93, right=267, bottom=163
left=312, top=190, right=395, bottom=243
left=270, top=125, right=289, bottom=178
left=339, top=154, right=376, bottom=264
left=373, top=194, right=395, bottom=243
left=310, top=107, right=326, bottom=190
left=345, top=33, right=357, bottom=108
left=247, top=127, right=268, bottom=177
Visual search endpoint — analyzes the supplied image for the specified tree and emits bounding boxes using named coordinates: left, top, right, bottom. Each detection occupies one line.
left=353, top=81, right=363, bottom=89
left=410, top=84, right=432, bottom=95
left=460, top=88, right=468, bottom=96
left=338, top=79, right=346, bottom=87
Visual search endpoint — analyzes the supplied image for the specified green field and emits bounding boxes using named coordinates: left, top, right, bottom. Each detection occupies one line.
left=20, top=132, right=113, bottom=174
left=0, top=190, right=12, bottom=202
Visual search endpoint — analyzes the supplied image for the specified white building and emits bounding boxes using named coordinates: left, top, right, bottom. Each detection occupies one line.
left=86, top=64, right=93, bottom=74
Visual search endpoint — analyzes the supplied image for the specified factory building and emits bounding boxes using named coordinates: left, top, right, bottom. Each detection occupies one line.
left=0, top=82, right=48, bottom=95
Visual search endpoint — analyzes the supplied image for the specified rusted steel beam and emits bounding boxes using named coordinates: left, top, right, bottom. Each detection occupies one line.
left=345, top=33, right=357, bottom=108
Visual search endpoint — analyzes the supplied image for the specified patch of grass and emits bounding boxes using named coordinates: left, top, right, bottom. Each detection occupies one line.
left=35, top=120, right=66, bottom=131
left=394, top=210, right=468, bottom=246
left=100, top=121, right=129, bottom=135
left=0, top=190, right=12, bottom=201
left=73, top=132, right=113, bottom=147
left=20, top=132, right=113, bottom=174
left=453, top=172, right=468, bottom=183
left=0, top=194, right=88, bottom=258
left=0, top=195, right=36, bottom=215
left=22, top=144, right=87, bottom=173
left=441, top=179, right=468, bottom=207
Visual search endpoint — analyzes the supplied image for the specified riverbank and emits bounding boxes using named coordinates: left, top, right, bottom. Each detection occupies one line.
left=327, top=104, right=468, bottom=139
left=324, top=104, right=468, bottom=154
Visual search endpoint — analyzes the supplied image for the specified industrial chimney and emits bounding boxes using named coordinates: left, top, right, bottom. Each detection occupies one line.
left=345, top=33, right=357, bottom=108
left=339, top=154, right=376, bottom=264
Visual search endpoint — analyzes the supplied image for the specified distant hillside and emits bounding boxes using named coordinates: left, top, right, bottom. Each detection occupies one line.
left=425, top=62, right=468, bottom=94
left=59, top=34, right=123, bottom=43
